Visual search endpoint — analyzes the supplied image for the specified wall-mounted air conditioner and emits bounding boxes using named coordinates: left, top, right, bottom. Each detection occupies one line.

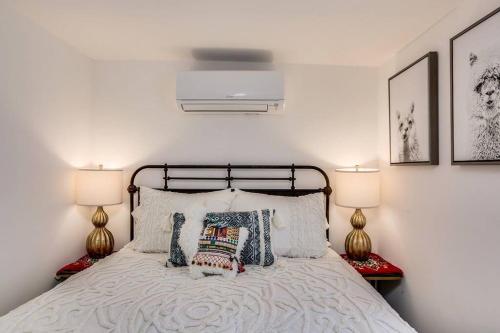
left=176, top=71, right=284, bottom=114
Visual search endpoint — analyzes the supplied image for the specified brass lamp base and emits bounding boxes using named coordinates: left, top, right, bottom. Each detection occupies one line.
left=345, top=208, right=371, bottom=261
left=86, top=206, right=114, bottom=259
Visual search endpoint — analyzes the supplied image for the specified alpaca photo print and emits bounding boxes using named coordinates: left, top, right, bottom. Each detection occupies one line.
left=452, top=7, right=500, bottom=164
left=396, top=103, right=421, bottom=162
left=389, top=52, right=439, bottom=165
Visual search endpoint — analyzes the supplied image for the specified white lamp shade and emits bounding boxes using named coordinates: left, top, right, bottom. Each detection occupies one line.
left=75, top=169, right=123, bottom=206
left=334, top=168, right=380, bottom=208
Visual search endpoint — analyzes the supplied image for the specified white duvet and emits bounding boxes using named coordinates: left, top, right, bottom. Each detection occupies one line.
left=0, top=248, right=416, bottom=333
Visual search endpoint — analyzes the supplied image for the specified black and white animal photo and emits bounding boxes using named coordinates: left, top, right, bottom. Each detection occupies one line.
left=451, top=8, right=500, bottom=164
left=389, top=52, right=437, bottom=165
left=469, top=54, right=500, bottom=160
left=397, top=103, right=421, bottom=162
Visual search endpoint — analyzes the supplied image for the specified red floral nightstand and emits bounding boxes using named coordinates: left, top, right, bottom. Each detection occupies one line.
left=341, top=253, right=403, bottom=290
left=55, top=255, right=99, bottom=282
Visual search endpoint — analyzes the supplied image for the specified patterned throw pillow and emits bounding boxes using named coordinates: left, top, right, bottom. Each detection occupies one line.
left=204, top=210, right=275, bottom=266
left=190, top=226, right=249, bottom=279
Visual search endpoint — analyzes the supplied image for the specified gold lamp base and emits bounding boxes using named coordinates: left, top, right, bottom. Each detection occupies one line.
left=345, top=208, right=371, bottom=261
left=86, top=206, right=114, bottom=259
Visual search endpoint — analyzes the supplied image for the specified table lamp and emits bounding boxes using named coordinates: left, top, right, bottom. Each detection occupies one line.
left=334, top=166, right=380, bottom=261
left=76, top=166, right=123, bottom=258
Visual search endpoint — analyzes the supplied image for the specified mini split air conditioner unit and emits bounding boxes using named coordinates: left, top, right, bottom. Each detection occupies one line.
left=176, top=71, right=284, bottom=114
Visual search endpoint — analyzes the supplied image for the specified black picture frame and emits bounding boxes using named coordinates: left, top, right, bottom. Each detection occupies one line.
left=451, top=7, right=500, bottom=165
left=388, top=52, right=439, bottom=166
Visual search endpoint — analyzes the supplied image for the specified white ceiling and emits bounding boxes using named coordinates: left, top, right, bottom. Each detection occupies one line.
left=8, top=0, right=462, bottom=66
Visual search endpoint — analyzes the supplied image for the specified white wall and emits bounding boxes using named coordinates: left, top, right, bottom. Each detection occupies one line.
left=377, top=0, right=500, bottom=332
left=0, top=4, right=93, bottom=315
left=91, top=61, right=380, bottom=254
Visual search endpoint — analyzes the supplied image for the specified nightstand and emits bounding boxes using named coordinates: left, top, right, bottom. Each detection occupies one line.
left=341, top=253, right=403, bottom=290
left=55, top=255, right=99, bottom=282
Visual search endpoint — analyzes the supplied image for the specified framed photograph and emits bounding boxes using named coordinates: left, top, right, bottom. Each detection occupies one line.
left=451, top=7, right=500, bottom=165
left=388, top=52, right=439, bottom=165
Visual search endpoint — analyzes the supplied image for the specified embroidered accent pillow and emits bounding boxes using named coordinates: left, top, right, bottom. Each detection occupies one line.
left=190, top=226, right=249, bottom=279
left=204, top=210, right=275, bottom=266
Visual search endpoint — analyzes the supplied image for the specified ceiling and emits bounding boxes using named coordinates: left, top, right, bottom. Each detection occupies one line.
left=7, top=0, right=462, bottom=66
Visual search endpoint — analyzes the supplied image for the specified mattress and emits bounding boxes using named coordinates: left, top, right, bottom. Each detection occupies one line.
left=0, top=247, right=416, bottom=333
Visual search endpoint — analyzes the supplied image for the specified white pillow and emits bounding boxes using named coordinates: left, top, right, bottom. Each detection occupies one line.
left=131, top=187, right=235, bottom=253
left=131, top=204, right=172, bottom=253
left=141, top=187, right=235, bottom=214
left=230, top=190, right=327, bottom=258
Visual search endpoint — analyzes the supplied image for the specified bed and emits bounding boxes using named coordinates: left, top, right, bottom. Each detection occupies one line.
left=0, top=164, right=416, bottom=333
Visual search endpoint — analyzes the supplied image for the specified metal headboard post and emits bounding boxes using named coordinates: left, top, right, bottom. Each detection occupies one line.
left=127, top=164, right=332, bottom=241
left=163, top=164, right=168, bottom=190
left=227, top=163, right=231, bottom=189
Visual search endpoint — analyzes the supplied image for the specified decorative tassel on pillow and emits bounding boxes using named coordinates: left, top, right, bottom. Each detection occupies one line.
left=192, top=255, right=237, bottom=270
left=272, top=210, right=287, bottom=229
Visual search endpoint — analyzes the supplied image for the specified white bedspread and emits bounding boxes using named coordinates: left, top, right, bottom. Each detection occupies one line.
left=0, top=248, right=416, bottom=333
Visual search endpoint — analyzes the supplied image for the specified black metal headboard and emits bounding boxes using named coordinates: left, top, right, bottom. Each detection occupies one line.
left=127, top=164, right=332, bottom=241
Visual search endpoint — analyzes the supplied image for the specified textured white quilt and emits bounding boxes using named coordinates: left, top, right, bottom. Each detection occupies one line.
left=0, top=248, right=416, bottom=333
